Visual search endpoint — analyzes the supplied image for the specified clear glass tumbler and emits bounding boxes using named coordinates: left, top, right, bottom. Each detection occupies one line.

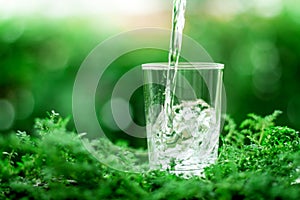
left=142, top=62, right=224, bottom=176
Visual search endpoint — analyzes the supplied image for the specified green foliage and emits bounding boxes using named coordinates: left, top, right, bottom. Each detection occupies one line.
left=2, top=8, right=300, bottom=134
left=0, top=111, right=299, bottom=199
left=240, top=110, right=283, bottom=145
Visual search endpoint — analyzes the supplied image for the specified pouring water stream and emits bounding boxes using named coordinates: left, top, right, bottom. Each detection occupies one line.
left=164, top=0, right=187, bottom=130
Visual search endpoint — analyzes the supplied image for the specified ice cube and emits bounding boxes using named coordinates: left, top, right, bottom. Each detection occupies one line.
left=148, top=99, right=219, bottom=176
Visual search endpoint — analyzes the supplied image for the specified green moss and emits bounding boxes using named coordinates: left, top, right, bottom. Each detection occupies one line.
left=0, top=111, right=299, bottom=199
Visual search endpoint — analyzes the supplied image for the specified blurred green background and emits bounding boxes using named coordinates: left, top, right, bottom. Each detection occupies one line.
left=0, top=0, right=299, bottom=146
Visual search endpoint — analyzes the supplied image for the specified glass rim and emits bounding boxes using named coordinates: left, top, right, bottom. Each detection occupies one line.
left=142, top=62, right=224, bottom=70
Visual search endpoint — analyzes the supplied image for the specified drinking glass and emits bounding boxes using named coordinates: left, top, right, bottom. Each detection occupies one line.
left=142, top=62, right=224, bottom=176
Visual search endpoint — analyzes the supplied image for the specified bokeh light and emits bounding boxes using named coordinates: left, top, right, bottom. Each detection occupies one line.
left=0, top=99, right=15, bottom=130
left=0, top=0, right=299, bottom=134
